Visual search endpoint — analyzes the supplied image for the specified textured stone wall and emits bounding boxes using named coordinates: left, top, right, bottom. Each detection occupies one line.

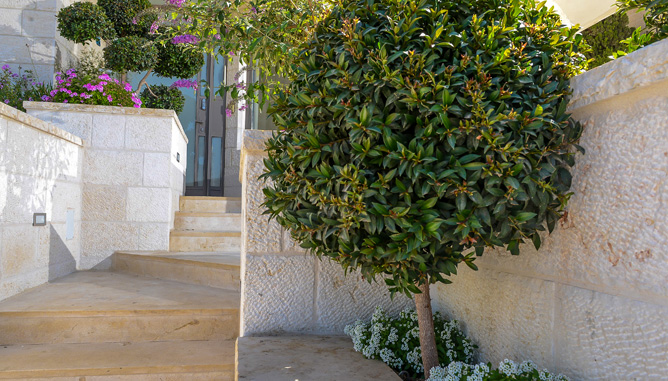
left=431, top=39, right=668, bottom=379
left=239, top=130, right=413, bottom=336
left=25, top=102, right=187, bottom=269
left=0, top=0, right=96, bottom=83
left=0, top=102, right=83, bottom=301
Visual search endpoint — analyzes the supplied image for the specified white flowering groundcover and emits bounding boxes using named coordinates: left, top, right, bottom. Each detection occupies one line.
left=344, top=307, right=475, bottom=376
left=428, top=359, right=570, bottom=381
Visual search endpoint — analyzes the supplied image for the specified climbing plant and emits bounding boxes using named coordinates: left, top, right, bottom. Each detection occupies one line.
left=261, top=0, right=586, bottom=377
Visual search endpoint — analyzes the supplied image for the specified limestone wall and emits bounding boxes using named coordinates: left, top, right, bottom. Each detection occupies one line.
left=431, top=39, right=668, bottom=379
left=0, top=102, right=83, bottom=301
left=25, top=102, right=187, bottom=269
left=239, top=130, right=413, bottom=336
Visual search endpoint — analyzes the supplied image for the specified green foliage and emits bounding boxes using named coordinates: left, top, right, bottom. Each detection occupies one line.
left=140, top=84, right=186, bottom=113
left=582, top=13, right=634, bottom=68
left=153, top=41, right=204, bottom=79
left=98, top=0, right=154, bottom=37
left=612, top=26, right=657, bottom=58
left=161, top=0, right=332, bottom=109
left=104, top=36, right=158, bottom=74
left=618, top=0, right=668, bottom=40
left=0, top=66, right=52, bottom=112
left=56, top=2, right=115, bottom=44
left=345, top=307, right=475, bottom=377
left=262, top=0, right=586, bottom=296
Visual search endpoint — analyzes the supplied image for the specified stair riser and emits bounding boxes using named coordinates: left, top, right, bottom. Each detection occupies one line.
left=179, top=199, right=241, bottom=213
left=8, top=371, right=234, bottom=380
left=174, top=215, right=242, bottom=232
left=169, top=236, right=241, bottom=252
left=112, top=255, right=240, bottom=291
left=0, top=314, right=239, bottom=345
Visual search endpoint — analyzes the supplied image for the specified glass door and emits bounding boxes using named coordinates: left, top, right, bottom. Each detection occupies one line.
left=186, top=55, right=227, bottom=196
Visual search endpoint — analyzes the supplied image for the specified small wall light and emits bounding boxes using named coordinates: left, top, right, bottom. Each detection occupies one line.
left=176, top=152, right=181, bottom=163
left=33, top=213, right=47, bottom=226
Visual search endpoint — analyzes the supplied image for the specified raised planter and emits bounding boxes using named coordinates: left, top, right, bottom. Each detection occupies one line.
left=24, top=102, right=188, bottom=269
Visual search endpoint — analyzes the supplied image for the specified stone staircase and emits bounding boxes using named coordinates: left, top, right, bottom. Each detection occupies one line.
left=0, top=196, right=242, bottom=380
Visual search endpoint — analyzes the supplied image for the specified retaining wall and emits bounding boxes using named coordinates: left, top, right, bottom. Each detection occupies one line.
left=431, top=39, right=668, bottom=379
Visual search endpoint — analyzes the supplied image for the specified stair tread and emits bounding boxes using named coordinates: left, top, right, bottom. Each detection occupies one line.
left=170, top=231, right=241, bottom=237
left=0, top=271, right=238, bottom=316
left=175, top=211, right=242, bottom=217
left=180, top=196, right=241, bottom=201
left=116, top=251, right=240, bottom=268
left=0, top=340, right=234, bottom=378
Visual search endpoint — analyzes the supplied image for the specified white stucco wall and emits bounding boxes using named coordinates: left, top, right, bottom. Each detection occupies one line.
left=239, top=130, right=414, bottom=336
left=24, top=102, right=187, bottom=269
left=431, top=39, right=668, bottom=380
left=0, top=102, right=83, bottom=301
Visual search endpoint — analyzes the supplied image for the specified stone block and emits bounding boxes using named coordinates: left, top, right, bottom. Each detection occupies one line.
left=37, top=223, right=78, bottom=279
left=1, top=36, right=54, bottom=65
left=431, top=267, right=556, bottom=369
left=80, top=222, right=139, bottom=269
left=126, top=187, right=172, bottom=223
left=0, top=0, right=56, bottom=10
left=83, top=150, right=143, bottom=186
left=244, top=157, right=281, bottom=254
left=50, top=111, right=93, bottom=142
left=91, top=113, right=126, bottom=149
left=0, top=8, right=21, bottom=35
left=554, top=285, right=668, bottom=380
left=82, top=184, right=126, bottom=221
left=22, top=10, right=56, bottom=38
left=5, top=119, right=45, bottom=177
left=0, top=173, right=47, bottom=224
left=243, top=255, right=315, bottom=335
left=143, top=152, right=171, bottom=187
left=316, top=259, right=413, bottom=333
left=125, top=116, right=171, bottom=153
left=47, top=180, right=81, bottom=223
left=137, top=223, right=170, bottom=251
left=1, top=225, right=38, bottom=278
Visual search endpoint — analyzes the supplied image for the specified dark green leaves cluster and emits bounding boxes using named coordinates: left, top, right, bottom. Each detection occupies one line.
left=140, top=84, right=186, bottom=114
left=262, top=0, right=586, bottom=296
left=104, top=36, right=158, bottom=74
left=582, top=13, right=634, bottom=68
left=56, top=2, right=115, bottom=44
left=98, top=0, right=154, bottom=38
left=618, top=0, right=668, bottom=40
left=153, top=40, right=204, bottom=79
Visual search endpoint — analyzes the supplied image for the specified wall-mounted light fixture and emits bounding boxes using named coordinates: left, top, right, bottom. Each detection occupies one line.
left=176, top=152, right=181, bottom=163
left=33, top=213, right=47, bottom=226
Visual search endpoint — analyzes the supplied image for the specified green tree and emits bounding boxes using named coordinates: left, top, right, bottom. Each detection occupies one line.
left=261, top=0, right=586, bottom=377
left=57, top=0, right=203, bottom=93
left=582, top=13, right=634, bottom=68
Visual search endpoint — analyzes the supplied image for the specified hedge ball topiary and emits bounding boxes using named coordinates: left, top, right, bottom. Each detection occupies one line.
left=140, top=85, right=186, bottom=114
left=56, top=2, right=115, bottom=44
left=153, top=42, right=204, bottom=79
left=263, top=0, right=587, bottom=295
left=104, top=36, right=158, bottom=74
left=97, top=0, right=154, bottom=37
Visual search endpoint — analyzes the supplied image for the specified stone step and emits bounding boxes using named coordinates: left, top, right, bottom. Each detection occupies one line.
left=0, top=340, right=234, bottom=380
left=0, top=272, right=239, bottom=345
left=179, top=196, right=242, bottom=214
left=174, top=211, right=242, bottom=232
left=169, top=231, right=241, bottom=252
left=113, top=251, right=240, bottom=291
left=235, top=336, right=401, bottom=381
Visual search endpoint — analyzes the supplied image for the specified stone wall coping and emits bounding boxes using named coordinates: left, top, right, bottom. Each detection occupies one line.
left=569, top=38, right=668, bottom=111
left=240, top=129, right=273, bottom=182
left=23, top=101, right=188, bottom=144
left=0, top=102, right=83, bottom=146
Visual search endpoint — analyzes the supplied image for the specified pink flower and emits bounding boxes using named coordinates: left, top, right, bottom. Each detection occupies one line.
left=170, top=79, right=198, bottom=89
left=107, top=95, right=113, bottom=102
left=98, top=73, right=111, bottom=81
left=166, top=0, right=186, bottom=7
left=171, top=34, right=199, bottom=44
left=124, top=83, right=133, bottom=92
left=225, top=108, right=233, bottom=117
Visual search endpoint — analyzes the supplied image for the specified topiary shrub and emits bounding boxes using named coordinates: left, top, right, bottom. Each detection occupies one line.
left=582, top=13, right=634, bottom=68
left=140, top=84, right=185, bottom=113
left=262, top=0, right=586, bottom=377
left=56, top=2, right=115, bottom=44
left=104, top=36, right=158, bottom=74
left=97, top=0, right=154, bottom=38
left=153, top=41, right=204, bottom=79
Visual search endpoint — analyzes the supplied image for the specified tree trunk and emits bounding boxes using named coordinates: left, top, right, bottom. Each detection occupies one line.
left=415, top=280, right=439, bottom=379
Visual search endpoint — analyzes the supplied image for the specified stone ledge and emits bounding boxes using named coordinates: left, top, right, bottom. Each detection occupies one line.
left=23, top=101, right=188, bottom=144
left=0, top=102, right=83, bottom=146
left=235, top=336, right=401, bottom=381
left=240, top=129, right=274, bottom=182
left=569, top=38, right=668, bottom=111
